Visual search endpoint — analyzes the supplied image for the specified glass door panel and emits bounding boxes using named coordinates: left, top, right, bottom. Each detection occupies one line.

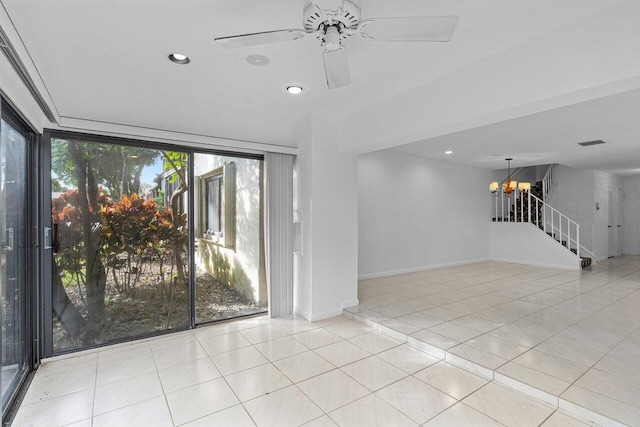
left=193, top=153, right=267, bottom=323
left=48, top=138, right=190, bottom=353
left=1, top=118, right=29, bottom=411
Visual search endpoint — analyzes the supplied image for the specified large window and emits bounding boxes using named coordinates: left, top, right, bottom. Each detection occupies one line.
left=47, top=137, right=190, bottom=353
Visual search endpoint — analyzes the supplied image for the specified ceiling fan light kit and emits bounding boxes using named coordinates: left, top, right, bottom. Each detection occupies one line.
left=214, top=0, right=459, bottom=90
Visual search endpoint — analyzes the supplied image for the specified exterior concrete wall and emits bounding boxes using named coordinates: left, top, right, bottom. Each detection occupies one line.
left=194, top=154, right=266, bottom=304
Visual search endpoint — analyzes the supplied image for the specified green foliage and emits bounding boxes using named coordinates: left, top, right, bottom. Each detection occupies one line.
left=153, top=189, right=165, bottom=209
left=52, top=189, right=187, bottom=298
left=52, top=139, right=160, bottom=199
left=162, top=151, right=188, bottom=184
left=52, top=188, right=109, bottom=279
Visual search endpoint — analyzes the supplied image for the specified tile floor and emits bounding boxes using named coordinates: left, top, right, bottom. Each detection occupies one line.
left=350, top=256, right=640, bottom=427
left=11, top=257, right=640, bottom=426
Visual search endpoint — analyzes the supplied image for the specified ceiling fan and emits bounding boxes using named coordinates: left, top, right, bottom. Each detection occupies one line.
left=214, top=0, right=459, bottom=90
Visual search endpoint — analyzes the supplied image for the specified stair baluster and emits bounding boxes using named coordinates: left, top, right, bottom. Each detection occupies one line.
left=492, top=188, right=591, bottom=268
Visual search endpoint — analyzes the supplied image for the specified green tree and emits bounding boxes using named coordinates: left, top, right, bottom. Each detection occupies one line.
left=162, top=151, right=189, bottom=284
left=52, top=140, right=158, bottom=199
left=50, top=139, right=163, bottom=344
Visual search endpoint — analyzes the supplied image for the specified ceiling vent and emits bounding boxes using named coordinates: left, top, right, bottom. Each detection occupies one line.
left=578, top=140, right=606, bottom=147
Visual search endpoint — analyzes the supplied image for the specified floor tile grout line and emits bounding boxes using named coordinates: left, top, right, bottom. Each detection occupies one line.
left=353, top=296, right=620, bottom=423
left=363, top=260, right=637, bottom=374
left=215, top=350, right=261, bottom=427
left=557, top=322, right=640, bottom=412
left=353, top=261, right=640, bottom=426
left=149, top=342, right=177, bottom=427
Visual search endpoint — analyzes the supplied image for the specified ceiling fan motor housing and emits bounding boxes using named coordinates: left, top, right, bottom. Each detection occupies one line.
left=304, top=0, right=361, bottom=43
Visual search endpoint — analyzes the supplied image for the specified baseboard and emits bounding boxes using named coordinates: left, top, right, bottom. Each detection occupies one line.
left=293, top=305, right=311, bottom=321
left=490, top=257, right=580, bottom=271
left=358, top=258, right=491, bottom=280
left=341, top=299, right=359, bottom=309
left=309, top=307, right=344, bottom=322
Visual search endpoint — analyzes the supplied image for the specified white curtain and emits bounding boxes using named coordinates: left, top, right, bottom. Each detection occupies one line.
left=264, top=152, right=294, bottom=317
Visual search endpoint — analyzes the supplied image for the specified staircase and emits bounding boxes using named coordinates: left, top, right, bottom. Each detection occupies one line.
left=491, top=187, right=593, bottom=269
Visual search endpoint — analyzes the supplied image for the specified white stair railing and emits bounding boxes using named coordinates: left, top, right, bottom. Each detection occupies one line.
left=492, top=189, right=582, bottom=259
left=530, top=193, right=580, bottom=260
left=542, top=164, right=557, bottom=201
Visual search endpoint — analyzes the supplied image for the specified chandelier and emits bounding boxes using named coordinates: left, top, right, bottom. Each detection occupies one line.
left=489, top=158, right=530, bottom=196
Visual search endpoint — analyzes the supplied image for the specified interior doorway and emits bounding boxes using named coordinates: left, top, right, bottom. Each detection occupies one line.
left=607, top=188, right=622, bottom=258
left=608, top=189, right=616, bottom=258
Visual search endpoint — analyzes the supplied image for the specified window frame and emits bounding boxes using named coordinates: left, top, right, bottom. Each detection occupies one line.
left=198, top=162, right=236, bottom=249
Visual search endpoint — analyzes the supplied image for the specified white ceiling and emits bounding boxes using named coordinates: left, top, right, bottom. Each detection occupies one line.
left=393, top=89, right=640, bottom=176
left=2, top=0, right=640, bottom=174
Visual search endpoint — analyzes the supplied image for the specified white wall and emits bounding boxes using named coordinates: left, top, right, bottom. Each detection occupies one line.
left=293, top=114, right=313, bottom=318
left=358, top=151, right=493, bottom=278
left=545, top=165, right=597, bottom=256
left=622, top=175, right=640, bottom=255
left=490, top=223, right=580, bottom=270
left=294, top=112, right=359, bottom=321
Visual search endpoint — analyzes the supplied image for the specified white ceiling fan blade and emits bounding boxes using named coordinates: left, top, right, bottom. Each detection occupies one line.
left=323, top=46, right=351, bottom=89
left=358, top=16, right=460, bottom=42
left=215, top=29, right=308, bottom=49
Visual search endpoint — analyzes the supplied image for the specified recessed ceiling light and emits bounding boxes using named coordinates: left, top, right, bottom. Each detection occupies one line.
left=286, top=85, right=304, bottom=95
left=444, top=150, right=454, bottom=154
left=168, top=53, right=190, bottom=64
left=246, top=54, right=270, bottom=66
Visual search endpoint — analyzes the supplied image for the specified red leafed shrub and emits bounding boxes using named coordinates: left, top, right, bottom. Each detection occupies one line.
left=52, top=189, right=187, bottom=297
left=52, top=188, right=110, bottom=280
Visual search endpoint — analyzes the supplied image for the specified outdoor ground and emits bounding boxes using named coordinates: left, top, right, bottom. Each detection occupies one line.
left=53, top=264, right=266, bottom=352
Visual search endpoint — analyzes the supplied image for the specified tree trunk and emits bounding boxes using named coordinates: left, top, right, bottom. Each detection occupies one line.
left=68, top=141, right=107, bottom=342
left=162, top=152, right=189, bottom=285
left=121, top=153, right=129, bottom=196
left=170, top=184, right=187, bottom=284
left=130, top=157, right=145, bottom=195
left=52, top=260, right=87, bottom=340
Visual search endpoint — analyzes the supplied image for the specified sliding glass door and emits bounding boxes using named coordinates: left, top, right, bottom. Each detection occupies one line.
left=42, top=132, right=268, bottom=356
left=1, top=111, right=31, bottom=412
left=193, top=153, right=267, bottom=323
left=45, top=136, right=190, bottom=353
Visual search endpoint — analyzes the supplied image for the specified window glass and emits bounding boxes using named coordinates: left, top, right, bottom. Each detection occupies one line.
left=49, top=139, right=190, bottom=352
left=206, top=174, right=223, bottom=236
left=194, top=154, right=267, bottom=323
left=1, top=117, right=29, bottom=411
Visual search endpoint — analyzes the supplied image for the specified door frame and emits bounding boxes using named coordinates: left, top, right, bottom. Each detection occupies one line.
left=1, top=99, right=38, bottom=418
